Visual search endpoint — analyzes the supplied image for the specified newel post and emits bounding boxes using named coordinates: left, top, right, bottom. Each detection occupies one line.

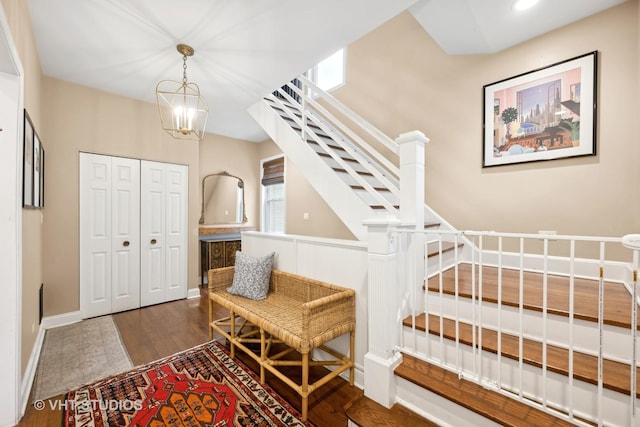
left=397, top=130, right=428, bottom=225
left=362, top=131, right=428, bottom=408
left=363, top=218, right=402, bottom=407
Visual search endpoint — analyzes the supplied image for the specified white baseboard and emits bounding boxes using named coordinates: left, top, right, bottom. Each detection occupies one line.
left=19, top=324, right=45, bottom=418
left=40, top=310, right=82, bottom=330
left=187, top=287, right=201, bottom=299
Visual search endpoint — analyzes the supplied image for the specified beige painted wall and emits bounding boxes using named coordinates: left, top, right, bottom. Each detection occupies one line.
left=199, top=134, right=261, bottom=229
left=254, top=140, right=355, bottom=239
left=285, top=160, right=355, bottom=239
left=334, top=2, right=639, bottom=238
left=2, top=0, right=45, bottom=376
left=41, top=77, right=201, bottom=317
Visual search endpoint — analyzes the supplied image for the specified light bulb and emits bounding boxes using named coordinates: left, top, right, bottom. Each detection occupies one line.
left=513, top=0, right=538, bottom=11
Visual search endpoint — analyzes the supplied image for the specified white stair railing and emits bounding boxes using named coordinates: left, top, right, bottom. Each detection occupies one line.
left=395, top=228, right=640, bottom=427
left=265, top=76, right=402, bottom=215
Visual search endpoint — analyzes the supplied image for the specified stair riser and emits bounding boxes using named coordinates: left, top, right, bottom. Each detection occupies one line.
left=403, top=332, right=640, bottom=426
left=423, top=291, right=640, bottom=363
left=395, top=377, right=503, bottom=427
left=426, top=248, right=459, bottom=272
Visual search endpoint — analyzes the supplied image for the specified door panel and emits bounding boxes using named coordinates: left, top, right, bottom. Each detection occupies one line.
left=140, top=161, right=188, bottom=305
left=80, top=153, right=140, bottom=317
left=80, top=153, right=112, bottom=318
left=140, top=161, right=166, bottom=306
left=110, top=157, right=140, bottom=312
left=164, top=164, right=188, bottom=302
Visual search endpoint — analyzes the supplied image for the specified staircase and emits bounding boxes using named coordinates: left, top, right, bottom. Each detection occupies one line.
left=249, top=77, right=640, bottom=426
left=397, top=232, right=639, bottom=426
left=247, top=75, right=457, bottom=241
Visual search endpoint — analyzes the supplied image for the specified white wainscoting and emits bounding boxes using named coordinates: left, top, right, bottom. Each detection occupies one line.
left=241, top=231, right=368, bottom=387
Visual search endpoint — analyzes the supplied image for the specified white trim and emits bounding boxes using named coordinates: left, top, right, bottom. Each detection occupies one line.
left=19, top=325, right=45, bottom=417
left=259, top=154, right=285, bottom=233
left=40, top=311, right=83, bottom=330
left=0, top=3, right=24, bottom=426
left=187, top=287, right=201, bottom=299
left=243, top=230, right=367, bottom=250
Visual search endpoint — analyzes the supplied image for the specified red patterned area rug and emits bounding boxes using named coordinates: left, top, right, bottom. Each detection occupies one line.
left=63, top=340, right=312, bottom=427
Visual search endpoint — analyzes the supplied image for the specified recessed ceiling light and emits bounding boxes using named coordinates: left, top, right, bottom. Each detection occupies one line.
left=513, top=0, right=539, bottom=11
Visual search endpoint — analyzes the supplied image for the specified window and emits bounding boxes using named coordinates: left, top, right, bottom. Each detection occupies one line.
left=261, top=156, right=285, bottom=233
left=309, top=48, right=345, bottom=92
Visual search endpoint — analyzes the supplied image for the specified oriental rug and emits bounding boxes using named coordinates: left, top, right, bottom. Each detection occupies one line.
left=63, top=340, right=312, bottom=427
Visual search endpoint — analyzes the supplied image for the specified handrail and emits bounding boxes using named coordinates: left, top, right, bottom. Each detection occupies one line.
left=268, top=90, right=399, bottom=212
left=273, top=83, right=400, bottom=190
left=291, top=78, right=401, bottom=179
left=297, top=75, right=399, bottom=156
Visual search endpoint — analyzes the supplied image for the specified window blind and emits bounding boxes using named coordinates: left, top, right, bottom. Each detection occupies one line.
left=261, top=157, right=284, bottom=186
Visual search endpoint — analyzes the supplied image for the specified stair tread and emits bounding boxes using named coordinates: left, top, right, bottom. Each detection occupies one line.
left=351, top=185, right=391, bottom=192
left=426, top=241, right=463, bottom=258
left=332, top=167, right=374, bottom=176
left=426, top=263, right=639, bottom=329
left=317, top=152, right=359, bottom=163
left=396, top=353, right=577, bottom=427
left=403, top=314, right=640, bottom=397
left=344, top=395, right=439, bottom=427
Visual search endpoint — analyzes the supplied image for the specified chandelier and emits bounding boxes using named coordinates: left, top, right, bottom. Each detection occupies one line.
left=156, top=44, right=209, bottom=142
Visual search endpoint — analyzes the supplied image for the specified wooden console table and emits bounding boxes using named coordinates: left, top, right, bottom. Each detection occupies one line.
left=199, top=225, right=255, bottom=286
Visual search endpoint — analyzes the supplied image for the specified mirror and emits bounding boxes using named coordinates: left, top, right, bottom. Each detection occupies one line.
left=199, top=171, right=247, bottom=225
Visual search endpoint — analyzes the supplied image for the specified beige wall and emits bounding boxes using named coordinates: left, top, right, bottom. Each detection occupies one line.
left=199, top=134, right=261, bottom=229
left=285, top=160, right=355, bottom=239
left=41, top=77, right=201, bottom=316
left=2, top=0, right=45, bottom=376
left=333, top=2, right=639, bottom=238
left=254, top=140, right=355, bottom=239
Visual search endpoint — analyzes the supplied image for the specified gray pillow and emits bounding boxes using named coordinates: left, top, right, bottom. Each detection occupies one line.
left=226, top=251, right=275, bottom=300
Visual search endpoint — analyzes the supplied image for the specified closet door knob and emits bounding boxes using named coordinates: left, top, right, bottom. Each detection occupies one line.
left=150, top=239, right=157, bottom=244
left=123, top=241, right=130, bottom=247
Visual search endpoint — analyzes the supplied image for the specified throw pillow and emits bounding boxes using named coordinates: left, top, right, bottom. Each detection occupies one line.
left=226, top=251, right=275, bottom=300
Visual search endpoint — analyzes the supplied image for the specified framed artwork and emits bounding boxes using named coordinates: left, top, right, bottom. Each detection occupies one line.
left=33, top=134, right=41, bottom=208
left=23, top=110, right=34, bottom=207
left=482, top=51, right=597, bottom=167
left=22, top=109, right=45, bottom=209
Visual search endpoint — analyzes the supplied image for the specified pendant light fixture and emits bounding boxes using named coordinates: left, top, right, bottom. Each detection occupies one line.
left=156, top=44, right=209, bottom=142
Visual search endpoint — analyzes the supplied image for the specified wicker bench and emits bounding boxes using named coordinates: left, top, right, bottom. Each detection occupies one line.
left=208, top=266, right=355, bottom=421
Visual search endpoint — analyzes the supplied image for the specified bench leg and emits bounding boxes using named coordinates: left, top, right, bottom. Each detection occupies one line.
left=302, top=352, right=309, bottom=422
left=349, top=330, right=355, bottom=386
left=229, top=309, right=236, bottom=359
left=260, top=328, right=266, bottom=384
left=208, top=299, right=213, bottom=340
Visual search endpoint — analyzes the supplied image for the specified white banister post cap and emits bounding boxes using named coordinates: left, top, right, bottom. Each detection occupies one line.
left=622, top=234, right=640, bottom=250
left=395, top=130, right=429, bottom=145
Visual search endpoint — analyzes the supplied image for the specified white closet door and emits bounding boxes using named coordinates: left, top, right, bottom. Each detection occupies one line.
left=111, top=158, right=141, bottom=312
left=80, top=153, right=140, bottom=318
left=164, top=163, right=188, bottom=302
left=140, top=160, right=188, bottom=306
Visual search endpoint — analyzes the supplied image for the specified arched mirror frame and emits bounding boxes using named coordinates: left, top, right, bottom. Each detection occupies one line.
left=199, top=171, right=248, bottom=225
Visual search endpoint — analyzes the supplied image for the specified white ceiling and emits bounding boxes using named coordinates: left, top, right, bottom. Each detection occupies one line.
left=25, top=0, right=625, bottom=142
left=410, top=0, right=625, bottom=55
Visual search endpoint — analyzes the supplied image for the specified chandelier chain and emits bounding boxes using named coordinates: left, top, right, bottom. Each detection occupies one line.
left=182, top=55, right=188, bottom=85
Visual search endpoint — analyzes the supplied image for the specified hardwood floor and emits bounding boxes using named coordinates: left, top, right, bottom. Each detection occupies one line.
left=17, top=289, right=362, bottom=427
